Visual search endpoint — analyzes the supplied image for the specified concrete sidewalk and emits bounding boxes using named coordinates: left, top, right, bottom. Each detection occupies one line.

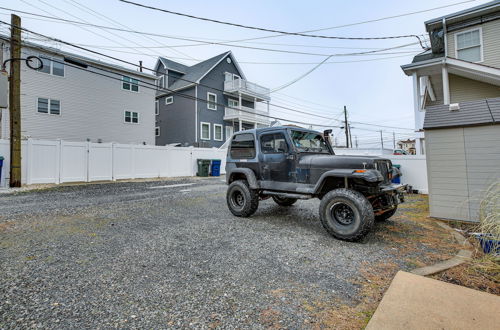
left=366, top=271, right=500, bottom=330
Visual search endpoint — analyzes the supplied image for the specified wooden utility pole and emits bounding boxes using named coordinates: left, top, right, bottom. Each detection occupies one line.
left=9, top=14, right=21, bottom=187
left=392, top=132, right=396, bottom=149
left=380, top=130, right=384, bottom=150
left=343, top=106, right=349, bottom=148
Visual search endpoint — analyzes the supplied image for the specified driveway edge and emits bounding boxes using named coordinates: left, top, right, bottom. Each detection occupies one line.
left=410, top=221, right=472, bottom=276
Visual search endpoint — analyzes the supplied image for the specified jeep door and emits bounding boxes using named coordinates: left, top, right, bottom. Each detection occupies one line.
left=258, top=132, right=295, bottom=182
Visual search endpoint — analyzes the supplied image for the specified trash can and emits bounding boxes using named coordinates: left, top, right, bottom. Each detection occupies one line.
left=391, top=164, right=401, bottom=184
left=197, top=159, right=211, bottom=177
left=210, top=159, right=221, bottom=176
left=0, top=156, right=3, bottom=185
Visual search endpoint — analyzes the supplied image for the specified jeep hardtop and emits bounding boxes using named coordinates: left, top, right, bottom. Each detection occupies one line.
left=225, top=126, right=406, bottom=241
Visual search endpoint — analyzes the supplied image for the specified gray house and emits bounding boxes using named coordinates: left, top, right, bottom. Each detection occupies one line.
left=154, top=51, right=271, bottom=147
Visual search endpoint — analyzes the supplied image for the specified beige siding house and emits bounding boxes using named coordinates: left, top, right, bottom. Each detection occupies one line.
left=401, top=1, right=500, bottom=155
left=401, top=1, right=500, bottom=222
left=0, top=36, right=156, bottom=144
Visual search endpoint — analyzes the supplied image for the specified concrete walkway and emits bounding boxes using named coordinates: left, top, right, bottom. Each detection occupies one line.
left=366, top=271, right=500, bottom=330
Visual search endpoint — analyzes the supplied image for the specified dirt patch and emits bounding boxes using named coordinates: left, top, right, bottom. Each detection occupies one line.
left=432, top=250, right=500, bottom=295
left=298, top=262, right=400, bottom=330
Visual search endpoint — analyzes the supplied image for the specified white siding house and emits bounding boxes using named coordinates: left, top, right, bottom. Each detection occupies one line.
left=0, top=36, right=156, bottom=144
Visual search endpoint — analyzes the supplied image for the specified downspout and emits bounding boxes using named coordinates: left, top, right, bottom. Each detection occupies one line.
left=195, top=85, right=198, bottom=143
left=441, top=17, right=450, bottom=105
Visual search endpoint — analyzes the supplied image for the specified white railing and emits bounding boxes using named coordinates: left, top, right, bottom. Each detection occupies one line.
left=224, top=79, right=271, bottom=100
left=0, top=139, right=227, bottom=187
left=224, top=105, right=270, bottom=125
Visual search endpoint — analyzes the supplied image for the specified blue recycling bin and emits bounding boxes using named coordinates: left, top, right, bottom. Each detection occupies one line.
left=391, top=164, right=401, bottom=184
left=0, top=156, right=4, bottom=185
left=210, top=159, right=221, bottom=176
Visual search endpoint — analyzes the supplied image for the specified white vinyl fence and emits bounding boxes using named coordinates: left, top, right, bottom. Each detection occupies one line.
left=0, top=139, right=227, bottom=187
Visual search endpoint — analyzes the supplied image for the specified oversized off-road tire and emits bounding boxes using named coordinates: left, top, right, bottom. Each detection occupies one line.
left=319, top=188, right=375, bottom=241
left=375, top=207, right=397, bottom=222
left=226, top=180, right=259, bottom=217
left=272, top=196, right=298, bottom=206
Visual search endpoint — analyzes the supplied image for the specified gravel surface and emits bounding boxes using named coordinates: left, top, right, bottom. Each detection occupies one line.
left=0, top=178, right=449, bottom=328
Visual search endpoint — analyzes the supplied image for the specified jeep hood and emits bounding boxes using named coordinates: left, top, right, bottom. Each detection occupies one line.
left=298, top=154, right=389, bottom=170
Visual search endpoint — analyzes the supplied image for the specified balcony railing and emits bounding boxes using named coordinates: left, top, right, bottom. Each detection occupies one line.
left=224, top=105, right=270, bottom=125
left=224, top=79, right=271, bottom=101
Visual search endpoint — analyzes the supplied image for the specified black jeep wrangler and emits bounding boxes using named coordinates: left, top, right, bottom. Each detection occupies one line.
left=225, top=127, right=406, bottom=241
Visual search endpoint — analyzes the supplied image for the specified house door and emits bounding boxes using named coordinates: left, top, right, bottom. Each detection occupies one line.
left=225, top=126, right=234, bottom=141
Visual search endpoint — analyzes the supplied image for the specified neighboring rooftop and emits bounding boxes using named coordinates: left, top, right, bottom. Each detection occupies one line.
left=425, top=0, right=500, bottom=31
left=0, top=34, right=156, bottom=79
left=424, top=96, right=500, bottom=129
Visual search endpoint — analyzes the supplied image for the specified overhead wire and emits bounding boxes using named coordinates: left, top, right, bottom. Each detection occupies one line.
left=118, top=0, right=433, bottom=48
left=0, top=7, right=425, bottom=57
left=3, top=21, right=414, bottom=132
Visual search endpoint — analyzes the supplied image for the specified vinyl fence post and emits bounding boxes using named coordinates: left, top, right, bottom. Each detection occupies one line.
left=86, top=140, right=90, bottom=182
left=57, top=139, right=63, bottom=184
left=26, top=138, right=32, bottom=185
left=111, top=143, right=116, bottom=181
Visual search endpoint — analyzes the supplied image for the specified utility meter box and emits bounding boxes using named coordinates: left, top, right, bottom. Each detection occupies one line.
left=0, top=71, right=8, bottom=109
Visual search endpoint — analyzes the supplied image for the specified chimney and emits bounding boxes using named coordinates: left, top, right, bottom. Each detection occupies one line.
left=139, top=60, right=143, bottom=72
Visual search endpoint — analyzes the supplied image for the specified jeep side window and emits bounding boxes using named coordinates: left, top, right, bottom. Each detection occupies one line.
left=260, top=133, right=288, bottom=154
left=230, top=133, right=256, bottom=159
left=290, top=130, right=330, bottom=153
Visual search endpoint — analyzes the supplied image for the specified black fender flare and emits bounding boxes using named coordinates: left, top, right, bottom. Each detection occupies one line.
left=227, top=168, right=259, bottom=189
left=312, top=169, right=383, bottom=194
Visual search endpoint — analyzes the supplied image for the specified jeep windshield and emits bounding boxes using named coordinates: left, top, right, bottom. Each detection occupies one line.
left=290, top=130, right=330, bottom=154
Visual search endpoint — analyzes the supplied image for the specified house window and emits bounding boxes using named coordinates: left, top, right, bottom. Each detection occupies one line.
left=165, top=96, right=174, bottom=105
left=214, top=124, right=223, bottom=141
left=455, top=28, right=482, bottom=62
left=125, top=111, right=139, bottom=123
left=155, top=100, right=159, bottom=115
left=38, top=56, right=64, bottom=76
left=207, top=92, right=217, bottom=110
left=228, top=99, right=239, bottom=108
left=200, top=122, right=210, bottom=140
left=37, top=97, right=60, bottom=115
left=122, top=76, right=139, bottom=92
left=155, top=126, right=160, bottom=136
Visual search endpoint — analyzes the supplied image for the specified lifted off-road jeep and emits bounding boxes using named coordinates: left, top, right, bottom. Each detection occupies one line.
left=225, top=127, right=406, bottom=241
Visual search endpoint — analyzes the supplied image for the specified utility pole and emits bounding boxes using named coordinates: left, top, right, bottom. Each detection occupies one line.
left=380, top=130, right=384, bottom=150
left=343, top=105, right=349, bottom=148
left=392, top=132, right=396, bottom=149
left=355, top=135, right=358, bottom=149
left=348, top=124, right=353, bottom=149
left=9, top=14, right=21, bottom=187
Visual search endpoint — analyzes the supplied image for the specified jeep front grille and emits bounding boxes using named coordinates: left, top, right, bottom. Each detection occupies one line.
left=375, top=160, right=391, bottom=184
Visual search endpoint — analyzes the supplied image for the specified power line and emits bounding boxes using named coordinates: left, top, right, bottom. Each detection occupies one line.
left=271, top=55, right=333, bottom=92
left=0, top=7, right=424, bottom=57
left=0, top=7, right=431, bottom=52
left=206, top=0, right=477, bottom=44
left=63, top=0, right=196, bottom=60
left=119, top=0, right=428, bottom=48
left=5, top=22, right=415, bottom=132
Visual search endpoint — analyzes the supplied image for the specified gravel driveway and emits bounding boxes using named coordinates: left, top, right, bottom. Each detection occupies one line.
left=0, top=178, right=453, bottom=328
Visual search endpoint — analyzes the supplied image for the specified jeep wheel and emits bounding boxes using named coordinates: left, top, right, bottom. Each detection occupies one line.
left=226, top=180, right=259, bottom=217
left=319, top=188, right=374, bottom=241
left=375, top=207, right=397, bottom=222
left=272, top=196, right=297, bottom=206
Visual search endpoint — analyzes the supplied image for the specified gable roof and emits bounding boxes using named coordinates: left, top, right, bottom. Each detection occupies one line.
left=157, top=51, right=246, bottom=93
left=158, top=57, right=189, bottom=74
left=424, top=97, right=500, bottom=129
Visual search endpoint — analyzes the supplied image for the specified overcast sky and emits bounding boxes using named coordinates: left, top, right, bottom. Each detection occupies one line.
left=1, top=0, right=490, bottom=147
